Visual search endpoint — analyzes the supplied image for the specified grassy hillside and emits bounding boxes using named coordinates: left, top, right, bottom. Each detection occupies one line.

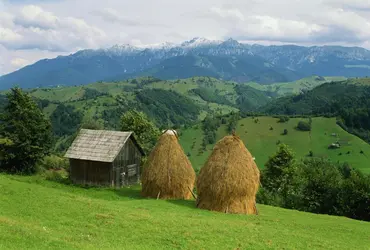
left=180, top=117, right=370, bottom=174
left=2, top=76, right=369, bottom=155
left=0, top=174, right=369, bottom=250
left=262, top=78, right=370, bottom=144
left=25, top=75, right=347, bottom=126
left=17, top=76, right=271, bottom=151
left=28, top=77, right=241, bottom=122
left=246, top=76, right=347, bottom=96
left=262, top=78, right=370, bottom=115
left=1, top=76, right=347, bottom=129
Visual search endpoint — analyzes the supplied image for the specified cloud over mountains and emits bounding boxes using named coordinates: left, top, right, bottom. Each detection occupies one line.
left=1, top=0, right=370, bottom=75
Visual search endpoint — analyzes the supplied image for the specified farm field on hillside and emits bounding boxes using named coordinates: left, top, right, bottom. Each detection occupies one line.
left=245, top=76, right=347, bottom=96
left=0, top=175, right=369, bottom=250
left=180, top=117, right=370, bottom=173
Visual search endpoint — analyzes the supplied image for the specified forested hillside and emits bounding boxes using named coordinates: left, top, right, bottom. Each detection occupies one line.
left=2, top=76, right=370, bottom=151
left=0, top=77, right=269, bottom=151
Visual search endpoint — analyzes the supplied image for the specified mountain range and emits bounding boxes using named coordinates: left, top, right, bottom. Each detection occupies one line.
left=1, top=37, right=370, bottom=90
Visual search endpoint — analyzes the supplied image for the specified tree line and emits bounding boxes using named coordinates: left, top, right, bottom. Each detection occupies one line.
left=258, top=144, right=370, bottom=221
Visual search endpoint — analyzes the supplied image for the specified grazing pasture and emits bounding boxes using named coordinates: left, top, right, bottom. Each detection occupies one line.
left=0, top=174, right=369, bottom=250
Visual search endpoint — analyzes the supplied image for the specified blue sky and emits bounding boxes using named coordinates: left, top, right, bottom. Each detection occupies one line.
left=1, top=0, right=370, bottom=75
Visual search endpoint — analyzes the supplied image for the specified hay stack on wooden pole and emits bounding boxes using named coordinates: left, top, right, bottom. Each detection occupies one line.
left=196, top=135, right=260, bottom=214
left=141, top=129, right=196, bottom=200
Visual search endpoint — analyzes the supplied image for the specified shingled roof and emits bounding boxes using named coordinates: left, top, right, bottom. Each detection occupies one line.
left=64, top=129, right=143, bottom=163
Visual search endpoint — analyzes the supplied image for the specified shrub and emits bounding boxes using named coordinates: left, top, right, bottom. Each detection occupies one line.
left=44, top=170, right=69, bottom=184
left=38, top=155, right=69, bottom=171
left=282, top=129, right=288, bottom=135
left=278, top=116, right=290, bottom=123
left=81, top=118, right=104, bottom=130
left=299, top=159, right=344, bottom=215
left=297, top=121, right=311, bottom=131
left=256, top=187, right=283, bottom=207
left=308, top=150, right=314, bottom=157
left=338, top=170, right=370, bottom=221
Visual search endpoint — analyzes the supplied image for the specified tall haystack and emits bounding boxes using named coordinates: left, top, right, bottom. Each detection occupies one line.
left=196, top=135, right=260, bottom=214
left=141, top=130, right=196, bottom=200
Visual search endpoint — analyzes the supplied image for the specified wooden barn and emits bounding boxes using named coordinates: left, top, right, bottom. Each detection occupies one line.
left=64, top=129, right=144, bottom=187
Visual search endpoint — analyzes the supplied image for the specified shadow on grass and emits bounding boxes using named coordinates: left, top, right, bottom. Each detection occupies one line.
left=113, top=187, right=144, bottom=199
left=166, top=199, right=197, bottom=210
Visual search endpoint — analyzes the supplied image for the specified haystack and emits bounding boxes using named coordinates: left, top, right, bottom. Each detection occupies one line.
left=196, top=135, right=260, bottom=214
left=141, top=129, right=196, bottom=199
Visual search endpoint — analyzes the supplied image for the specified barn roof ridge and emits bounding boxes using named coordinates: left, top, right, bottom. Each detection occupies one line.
left=64, top=129, right=143, bottom=162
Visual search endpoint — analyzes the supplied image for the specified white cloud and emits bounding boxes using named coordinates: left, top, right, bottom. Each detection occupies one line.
left=1, top=5, right=106, bottom=51
left=0, top=27, right=23, bottom=42
left=15, top=5, right=58, bottom=29
left=0, top=43, right=70, bottom=75
left=209, top=7, right=245, bottom=21
left=10, top=57, right=29, bottom=68
left=92, top=8, right=140, bottom=26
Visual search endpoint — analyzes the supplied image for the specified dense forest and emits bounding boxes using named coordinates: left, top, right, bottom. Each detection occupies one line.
left=235, top=85, right=271, bottom=112
left=136, top=89, right=200, bottom=127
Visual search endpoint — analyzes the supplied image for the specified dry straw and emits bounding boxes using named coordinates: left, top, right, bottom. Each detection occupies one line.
left=196, top=135, right=260, bottom=214
left=141, top=130, right=196, bottom=199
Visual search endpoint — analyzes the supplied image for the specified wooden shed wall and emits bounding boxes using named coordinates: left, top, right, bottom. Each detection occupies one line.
left=69, top=159, right=112, bottom=186
left=113, top=137, right=142, bottom=186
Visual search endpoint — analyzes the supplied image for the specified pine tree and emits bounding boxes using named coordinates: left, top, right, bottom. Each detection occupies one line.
left=0, top=88, right=53, bottom=174
left=261, top=144, right=296, bottom=192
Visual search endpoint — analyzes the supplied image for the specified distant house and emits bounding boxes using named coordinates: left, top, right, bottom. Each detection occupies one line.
left=64, top=129, right=144, bottom=187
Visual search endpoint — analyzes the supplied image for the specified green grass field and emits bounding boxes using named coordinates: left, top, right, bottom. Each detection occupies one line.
left=1, top=174, right=369, bottom=250
left=180, top=117, right=370, bottom=173
left=245, top=76, right=347, bottom=96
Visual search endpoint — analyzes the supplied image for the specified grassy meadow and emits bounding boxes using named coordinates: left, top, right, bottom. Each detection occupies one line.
left=245, top=76, right=347, bottom=96
left=180, top=117, right=370, bottom=173
left=0, top=174, right=369, bottom=250
left=24, top=76, right=349, bottom=127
